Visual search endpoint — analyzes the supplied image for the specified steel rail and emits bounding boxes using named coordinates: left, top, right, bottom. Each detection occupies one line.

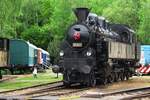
left=0, top=81, right=63, bottom=94
left=82, top=86, right=150, bottom=98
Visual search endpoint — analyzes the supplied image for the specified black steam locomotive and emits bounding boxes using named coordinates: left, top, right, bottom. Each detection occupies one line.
left=52, top=8, right=140, bottom=87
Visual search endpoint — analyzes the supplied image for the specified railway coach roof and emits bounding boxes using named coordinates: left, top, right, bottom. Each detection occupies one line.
left=42, top=50, right=49, bottom=55
left=27, top=41, right=37, bottom=49
left=10, top=39, right=38, bottom=49
left=141, top=45, right=150, bottom=50
left=38, top=48, right=49, bottom=55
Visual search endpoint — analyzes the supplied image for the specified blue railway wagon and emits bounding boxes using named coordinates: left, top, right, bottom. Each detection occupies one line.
left=140, top=45, right=150, bottom=65
left=42, top=49, right=50, bottom=64
left=37, top=48, right=50, bottom=67
left=9, top=39, right=38, bottom=67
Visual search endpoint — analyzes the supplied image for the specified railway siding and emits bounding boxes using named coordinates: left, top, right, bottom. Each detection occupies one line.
left=0, top=76, right=149, bottom=100
left=0, top=81, right=63, bottom=95
left=82, top=87, right=150, bottom=98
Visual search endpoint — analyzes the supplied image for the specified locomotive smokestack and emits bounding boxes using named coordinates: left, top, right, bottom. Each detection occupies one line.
left=73, top=7, right=90, bottom=22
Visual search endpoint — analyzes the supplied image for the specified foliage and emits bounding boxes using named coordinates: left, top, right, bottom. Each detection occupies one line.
left=21, top=25, right=50, bottom=49
left=103, top=0, right=140, bottom=30
left=138, top=0, right=150, bottom=44
left=0, top=0, right=150, bottom=63
left=0, top=0, right=23, bottom=38
left=48, top=39, right=60, bottom=64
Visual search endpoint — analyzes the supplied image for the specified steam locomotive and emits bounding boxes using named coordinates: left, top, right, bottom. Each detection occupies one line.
left=52, top=8, right=140, bottom=87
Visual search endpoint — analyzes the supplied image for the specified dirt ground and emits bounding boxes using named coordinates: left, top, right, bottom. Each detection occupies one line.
left=60, top=76, right=150, bottom=100
left=89, top=76, right=150, bottom=93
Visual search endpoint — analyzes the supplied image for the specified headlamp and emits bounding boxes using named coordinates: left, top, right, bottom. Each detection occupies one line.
left=59, top=51, right=64, bottom=56
left=87, top=51, right=92, bottom=56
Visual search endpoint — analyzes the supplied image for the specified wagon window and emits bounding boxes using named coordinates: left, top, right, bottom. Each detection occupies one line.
left=4, top=40, right=7, bottom=50
left=34, top=50, right=37, bottom=57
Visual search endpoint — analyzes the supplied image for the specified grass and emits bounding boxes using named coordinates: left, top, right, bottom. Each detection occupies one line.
left=0, top=70, right=62, bottom=91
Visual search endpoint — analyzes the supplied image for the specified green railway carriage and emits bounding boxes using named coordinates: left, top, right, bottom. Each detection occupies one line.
left=9, top=39, right=38, bottom=67
left=0, top=39, right=50, bottom=78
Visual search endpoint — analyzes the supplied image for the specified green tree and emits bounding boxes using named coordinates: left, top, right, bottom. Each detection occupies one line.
left=21, top=25, right=50, bottom=50
left=48, top=39, right=60, bottom=64
left=19, top=0, right=54, bottom=49
left=102, top=0, right=139, bottom=30
left=138, top=0, right=150, bottom=44
left=0, top=0, right=23, bottom=38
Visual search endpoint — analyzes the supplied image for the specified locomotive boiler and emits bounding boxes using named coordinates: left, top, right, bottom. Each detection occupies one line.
left=52, top=8, right=140, bottom=87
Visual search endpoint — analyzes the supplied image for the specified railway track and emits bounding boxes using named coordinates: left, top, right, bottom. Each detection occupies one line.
left=82, top=86, right=150, bottom=99
left=21, top=85, right=150, bottom=100
left=27, top=85, right=90, bottom=98
left=121, top=92, right=150, bottom=100
left=0, top=76, right=17, bottom=83
left=6, top=82, right=90, bottom=99
left=0, top=78, right=149, bottom=100
left=21, top=82, right=65, bottom=97
left=0, top=81, right=91, bottom=99
left=0, top=81, right=63, bottom=95
left=0, top=81, right=91, bottom=100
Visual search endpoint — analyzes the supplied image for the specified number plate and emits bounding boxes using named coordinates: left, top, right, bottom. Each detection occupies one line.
left=72, top=43, right=82, bottom=47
